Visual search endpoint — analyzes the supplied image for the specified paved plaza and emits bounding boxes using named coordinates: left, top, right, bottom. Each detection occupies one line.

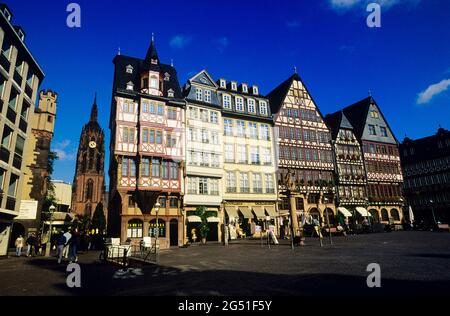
left=1, top=231, right=449, bottom=296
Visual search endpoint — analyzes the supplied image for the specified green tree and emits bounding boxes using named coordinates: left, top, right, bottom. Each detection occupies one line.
left=91, top=202, right=106, bottom=233
left=195, top=206, right=212, bottom=242
left=42, top=151, right=59, bottom=213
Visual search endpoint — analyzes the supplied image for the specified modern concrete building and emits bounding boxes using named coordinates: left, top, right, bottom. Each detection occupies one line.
left=183, top=70, right=223, bottom=242
left=0, top=4, right=44, bottom=256
left=52, top=180, right=72, bottom=213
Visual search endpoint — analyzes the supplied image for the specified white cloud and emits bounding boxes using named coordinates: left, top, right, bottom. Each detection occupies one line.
left=417, top=79, right=450, bottom=104
left=169, top=35, right=192, bottom=49
left=328, top=0, right=421, bottom=12
left=53, top=139, right=76, bottom=161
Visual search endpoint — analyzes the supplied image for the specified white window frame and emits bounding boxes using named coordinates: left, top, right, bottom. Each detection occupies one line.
left=223, top=94, right=231, bottom=109
left=259, top=101, right=268, bottom=116
left=204, top=90, right=211, bottom=103
left=196, top=88, right=203, bottom=101
left=235, top=97, right=244, bottom=111
left=248, top=99, right=256, bottom=113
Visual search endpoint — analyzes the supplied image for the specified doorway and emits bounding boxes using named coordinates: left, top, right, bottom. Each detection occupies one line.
left=170, top=219, right=178, bottom=247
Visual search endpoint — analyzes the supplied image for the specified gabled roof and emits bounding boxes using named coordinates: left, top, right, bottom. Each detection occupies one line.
left=266, top=73, right=298, bottom=115
left=341, top=96, right=399, bottom=144
left=324, top=110, right=355, bottom=139
left=188, top=69, right=218, bottom=88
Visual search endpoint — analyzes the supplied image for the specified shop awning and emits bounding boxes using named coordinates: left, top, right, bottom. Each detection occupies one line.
left=207, top=217, right=220, bottom=223
left=356, top=207, right=371, bottom=217
left=238, top=206, right=253, bottom=219
left=225, top=207, right=239, bottom=219
left=265, top=206, right=278, bottom=217
left=252, top=206, right=265, bottom=219
left=338, top=207, right=353, bottom=217
left=187, top=215, right=202, bottom=223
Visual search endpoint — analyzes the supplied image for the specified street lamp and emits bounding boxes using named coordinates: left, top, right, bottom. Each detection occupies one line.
left=154, top=202, right=161, bottom=249
left=45, top=204, right=56, bottom=257
left=324, top=197, right=333, bottom=245
left=429, top=199, right=437, bottom=227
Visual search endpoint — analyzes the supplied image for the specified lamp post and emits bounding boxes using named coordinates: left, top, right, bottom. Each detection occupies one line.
left=266, top=215, right=271, bottom=249
left=429, top=199, right=437, bottom=228
left=45, top=205, right=56, bottom=257
left=154, top=202, right=161, bottom=249
left=324, top=197, right=333, bottom=245
left=222, top=201, right=228, bottom=246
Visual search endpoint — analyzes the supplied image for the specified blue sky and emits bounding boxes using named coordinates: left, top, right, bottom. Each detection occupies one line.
left=6, top=0, right=450, bottom=186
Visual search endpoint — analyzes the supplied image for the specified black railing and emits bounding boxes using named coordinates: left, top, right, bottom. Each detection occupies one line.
left=19, top=117, right=27, bottom=133
left=0, top=53, right=10, bottom=72
left=6, top=106, right=16, bottom=123
left=0, top=147, right=10, bottom=163
left=6, top=196, right=16, bottom=211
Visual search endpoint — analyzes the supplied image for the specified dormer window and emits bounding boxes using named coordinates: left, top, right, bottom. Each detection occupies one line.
left=126, top=81, right=134, bottom=91
left=164, top=72, right=170, bottom=81
left=126, top=65, right=133, bottom=74
left=168, top=89, right=174, bottom=98
left=204, top=90, right=211, bottom=103
left=151, top=58, right=158, bottom=65
left=231, top=82, right=237, bottom=91
left=220, top=79, right=226, bottom=88
left=253, top=86, right=259, bottom=95
left=196, top=88, right=202, bottom=101
left=248, top=99, right=255, bottom=113
left=17, top=30, right=25, bottom=41
left=259, top=101, right=268, bottom=116
left=223, top=95, right=231, bottom=109
left=242, top=84, right=248, bottom=93
left=235, top=97, right=244, bottom=111
left=3, top=8, right=11, bottom=21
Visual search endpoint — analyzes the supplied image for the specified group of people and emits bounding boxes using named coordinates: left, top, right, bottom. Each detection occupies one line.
left=14, top=233, right=43, bottom=257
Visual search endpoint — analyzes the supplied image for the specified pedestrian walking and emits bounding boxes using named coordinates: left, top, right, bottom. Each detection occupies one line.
left=26, top=234, right=33, bottom=257
left=56, top=233, right=66, bottom=264
left=15, top=235, right=24, bottom=257
left=62, top=230, right=72, bottom=258
left=69, top=228, right=80, bottom=263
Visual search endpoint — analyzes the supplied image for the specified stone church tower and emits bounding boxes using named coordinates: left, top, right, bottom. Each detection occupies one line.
left=71, top=94, right=105, bottom=217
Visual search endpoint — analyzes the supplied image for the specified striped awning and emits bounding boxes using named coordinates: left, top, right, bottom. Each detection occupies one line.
left=238, top=206, right=253, bottom=219
left=187, top=215, right=202, bottom=223
left=207, top=217, right=220, bottom=223
left=356, top=207, right=371, bottom=217
left=225, top=207, right=239, bottom=219
left=252, top=206, right=265, bottom=219
left=265, top=206, right=278, bottom=217
left=338, top=207, right=353, bottom=217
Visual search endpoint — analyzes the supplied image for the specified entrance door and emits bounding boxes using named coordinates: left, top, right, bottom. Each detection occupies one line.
left=170, top=219, right=178, bottom=246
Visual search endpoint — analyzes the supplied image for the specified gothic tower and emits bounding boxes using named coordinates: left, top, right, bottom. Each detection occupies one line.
left=71, top=94, right=106, bottom=218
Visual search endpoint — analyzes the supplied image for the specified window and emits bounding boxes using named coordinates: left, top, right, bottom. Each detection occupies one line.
left=227, top=172, right=236, bottom=192
left=260, top=124, right=270, bottom=140
left=368, top=125, right=376, bottom=135
left=126, top=82, right=134, bottom=91
left=127, top=220, right=143, bottom=238
left=189, top=107, right=198, bottom=119
left=380, top=126, right=388, bottom=137
left=199, top=178, right=208, bottom=195
left=168, top=107, right=177, bottom=120
left=157, top=105, right=164, bottom=116
left=223, top=95, right=231, bottom=109
left=126, top=65, right=133, bottom=74
left=26, top=71, right=33, bottom=87
left=250, top=147, right=260, bottom=165
left=225, top=144, right=234, bottom=162
left=259, top=101, right=268, bottom=116
left=240, top=173, right=249, bottom=192
left=237, top=121, right=246, bottom=137
left=1, top=37, right=12, bottom=60
left=253, top=86, right=259, bottom=95
left=235, top=97, right=244, bottom=111
left=8, top=90, right=18, bottom=110
left=164, top=72, right=170, bottom=81
left=237, top=145, right=247, bottom=163
left=210, top=111, right=218, bottom=124
left=224, top=119, right=233, bottom=136
left=149, top=102, right=156, bottom=114
left=204, top=90, right=211, bottom=103
left=249, top=123, right=258, bottom=138
left=150, top=77, right=158, bottom=88
left=166, top=134, right=176, bottom=147
left=262, top=147, right=272, bottom=165
left=265, top=174, right=274, bottom=193
left=253, top=173, right=262, bottom=193
left=188, top=177, right=197, bottom=194
left=8, top=174, right=18, bottom=197
left=15, top=59, right=24, bottom=75
left=14, top=135, right=25, bottom=157
left=170, top=162, right=178, bottom=179
left=122, top=158, right=129, bottom=177
left=156, top=131, right=162, bottom=144
left=231, top=82, right=237, bottom=91
left=210, top=179, right=219, bottom=195
left=196, top=88, right=202, bottom=101
left=371, top=110, right=379, bottom=119
left=211, top=154, right=220, bottom=167
left=141, top=158, right=150, bottom=177
left=211, top=132, right=219, bottom=145
left=162, top=161, right=169, bottom=178
left=152, top=158, right=160, bottom=177
left=248, top=99, right=256, bottom=113
left=200, top=109, right=208, bottom=122
left=21, top=102, right=30, bottom=120
left=167, top=89, right=174, bottom=98
left=149, top=219, right=166, bottom=238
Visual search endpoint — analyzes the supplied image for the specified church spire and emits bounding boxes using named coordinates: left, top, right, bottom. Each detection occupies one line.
left=90, top=93, right=98, bottom=122
left=145, top=32, right=159, bottom=63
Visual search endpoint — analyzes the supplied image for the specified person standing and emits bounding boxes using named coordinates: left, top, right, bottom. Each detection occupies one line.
left=26, top=234, right=33, bottom=257
left=15, top=235, right=24, bottom=257
left=69, top=228, right=80, bottom=263
left=62, top=230, right=72, bottom=259
left=56, top=233, right=66, bottom=264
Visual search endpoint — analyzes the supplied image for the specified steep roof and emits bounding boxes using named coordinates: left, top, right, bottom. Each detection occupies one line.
left=324, top=110, right=355, bottom=139
left=266, top=73, right=298, bottom=115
